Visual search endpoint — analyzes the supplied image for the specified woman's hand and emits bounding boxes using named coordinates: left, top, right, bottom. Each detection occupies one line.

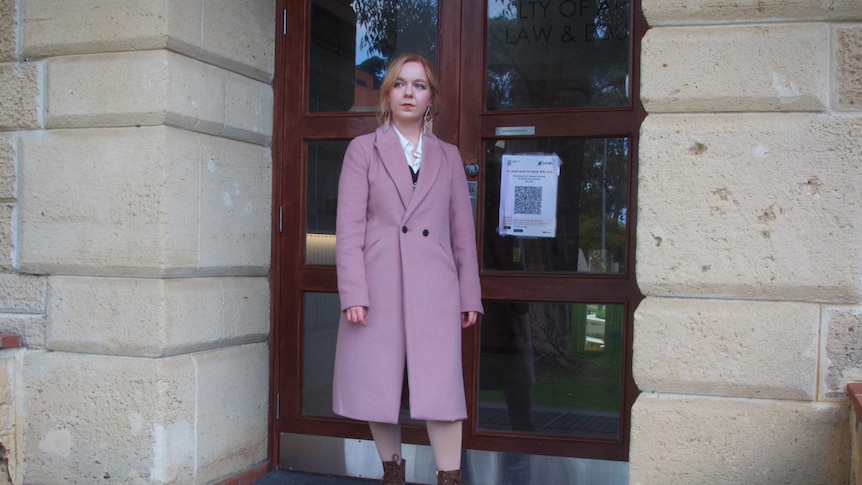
left=461, top=311, right=478, bottom=328
left=345, top=306, right=367, bottom=326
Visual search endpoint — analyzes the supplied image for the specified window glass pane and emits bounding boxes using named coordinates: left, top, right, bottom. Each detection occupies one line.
left=302, top=292, right=340, bottom=417
left=486, top=0, right=631, bottom=110
left=309, top=0, right=439, bottom=113
left=482, top=138, right=628, bottom=273
left=306, top=140, right=348, bottom=265
left=478, top=301, right=623, bottom=439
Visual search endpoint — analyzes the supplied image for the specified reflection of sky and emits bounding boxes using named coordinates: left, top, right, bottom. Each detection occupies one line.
left=354, top=21, right=373, bottom=65
left=487, top=0, right=509, bottom=18
left=490, top=7, right=505, bottom=19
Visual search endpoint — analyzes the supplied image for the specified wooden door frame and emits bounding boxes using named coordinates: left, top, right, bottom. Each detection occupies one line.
left=269, top=0, right=466, bottom=467
left=269, top=0, right=647, bottom=467
left=456, top=0, right=646, bottom=462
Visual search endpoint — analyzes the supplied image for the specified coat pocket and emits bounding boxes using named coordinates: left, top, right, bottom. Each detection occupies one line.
left=364, top=237, right=382, bottom=252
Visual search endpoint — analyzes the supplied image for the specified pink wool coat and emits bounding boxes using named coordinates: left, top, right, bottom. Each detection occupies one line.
left=332, top=126, right=483, bottom=423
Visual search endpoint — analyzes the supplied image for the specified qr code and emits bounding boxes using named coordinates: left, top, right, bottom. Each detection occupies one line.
left=514, top=186, right=542, bottom=215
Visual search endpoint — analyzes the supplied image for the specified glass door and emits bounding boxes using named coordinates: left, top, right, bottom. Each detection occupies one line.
left=458, top=0, right=644, bottom=461
left=274, top=0, right=463, bottom=450
left=272, top=0, right=644, bottom=467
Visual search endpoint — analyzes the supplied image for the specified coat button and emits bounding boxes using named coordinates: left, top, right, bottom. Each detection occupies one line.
left=402, top=226, right=408, bottom=233
left=422, top=229, right=429, bottom=236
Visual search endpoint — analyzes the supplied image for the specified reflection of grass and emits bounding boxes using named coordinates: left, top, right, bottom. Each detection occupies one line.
left=533, top=359, right=620, bottom=411
left=479, top=353, right=621, bottom=412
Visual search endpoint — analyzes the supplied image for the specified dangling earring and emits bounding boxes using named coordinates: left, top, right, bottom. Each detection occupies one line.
left=423, top=106, right=434, bottom=136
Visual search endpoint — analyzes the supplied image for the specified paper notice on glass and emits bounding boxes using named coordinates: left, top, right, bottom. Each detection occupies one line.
left=499, top=153, right=562, bottom=238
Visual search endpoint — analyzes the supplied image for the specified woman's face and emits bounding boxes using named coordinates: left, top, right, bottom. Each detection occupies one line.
left=387, top=61, right=433, bottom=130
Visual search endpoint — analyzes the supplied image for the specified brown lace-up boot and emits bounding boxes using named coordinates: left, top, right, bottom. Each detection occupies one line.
left=381, top=454, right=405, bottom=485
left=436, top=469, right=461, bottom=485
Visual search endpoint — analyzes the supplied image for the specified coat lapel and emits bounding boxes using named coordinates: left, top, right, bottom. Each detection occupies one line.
left=374, top=126, right=413, bottom=210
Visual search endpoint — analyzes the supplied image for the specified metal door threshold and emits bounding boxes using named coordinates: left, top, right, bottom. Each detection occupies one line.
left=279, top=433, right=628, bottom=485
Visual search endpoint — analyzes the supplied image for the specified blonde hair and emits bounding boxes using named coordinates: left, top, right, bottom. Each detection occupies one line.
left=378, top=53, right=441, bottom=127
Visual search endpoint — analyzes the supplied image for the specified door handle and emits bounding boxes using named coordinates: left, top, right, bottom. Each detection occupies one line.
left=465, top=163, right=480, bottom=177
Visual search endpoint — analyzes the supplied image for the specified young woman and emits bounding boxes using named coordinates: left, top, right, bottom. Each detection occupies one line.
left=332, top=52, right=483, bottom=485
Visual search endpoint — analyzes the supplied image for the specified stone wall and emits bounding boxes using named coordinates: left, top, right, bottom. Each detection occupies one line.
left=0, top=0, right=274, bottom=483
left=631, top=1, right=862, bottom=483
left=3, top=0, right=860, bottom=483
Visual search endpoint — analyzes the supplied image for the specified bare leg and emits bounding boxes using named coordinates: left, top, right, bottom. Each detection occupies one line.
left=426, top=420, right=462, bottom=471
left=369, top=421, right=403, bottom=462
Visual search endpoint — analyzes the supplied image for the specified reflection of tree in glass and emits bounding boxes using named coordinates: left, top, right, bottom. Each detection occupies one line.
left=482, top=137, right=627, bottom=274
left=578, top=138, right=627, bottom=264
left=486, top=0, right=631, bottom=110
left=356, top=56, right=387, bottom=90
left=594, top=0, right=630, bottom=41
left=482, top=137, right=628, bottom=370
left=353, top=0, right=438, bottom=65
left=486, top=70, right=515, bottom=108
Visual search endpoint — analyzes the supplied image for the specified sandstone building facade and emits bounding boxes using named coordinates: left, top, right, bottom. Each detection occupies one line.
left=0, top=0, right=859, bottom=484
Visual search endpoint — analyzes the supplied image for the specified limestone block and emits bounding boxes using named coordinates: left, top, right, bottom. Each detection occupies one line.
left=21, top=0, right=202, bottom=59
left=200, top=0, right=276, bottom=82
left=19, top=126, right=196, bottom=275
left=836, top=26, right=862, bottom=111
left=197, top=134, right=272, bottom=271
left=643, top=0, right=862, bottom=25
left=0, top=314, right=45, bottom=350
left=634, top=297, right=819, bottom=400
left=194, top=343, right=268, bottom=483
left=18, top=126, right=271, bottom=277
left=0, top=348, right=21, bottom=485
left=0, top=273, right=45, bottom=313
left=222, top=69, right=274, bottom=146
left=46, top=51, right=175, bottom=130
left=47, top=276, right=269, bottom=357
left=637, top=113, right=862, bottom=303
left=163, top=52, right=226, bottom=137
left=47, top=50, right=272, bottom=145
left=22, top=0, right=272, bottom=81
left=0, top=62, right=41, bottom=130
left=166, top=0, right=205, bottom=59
left=21, top=350, right=198, bottom=484
left=0, top=350, right=14, bottom=428
left=218, top=277, right=271, bottom=342
left=0, top=203, right=12, bottom=271
left=629, top=393, right=850, bottom=484
left=0, top=133, right=15, bottom=200
left=822, top=306, right=862, bottom=400
left=642, top=24, right=829, bottom=112
left=0, top=0, right=16, bottom=61
left=0, top=135, right=11, bottom=270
